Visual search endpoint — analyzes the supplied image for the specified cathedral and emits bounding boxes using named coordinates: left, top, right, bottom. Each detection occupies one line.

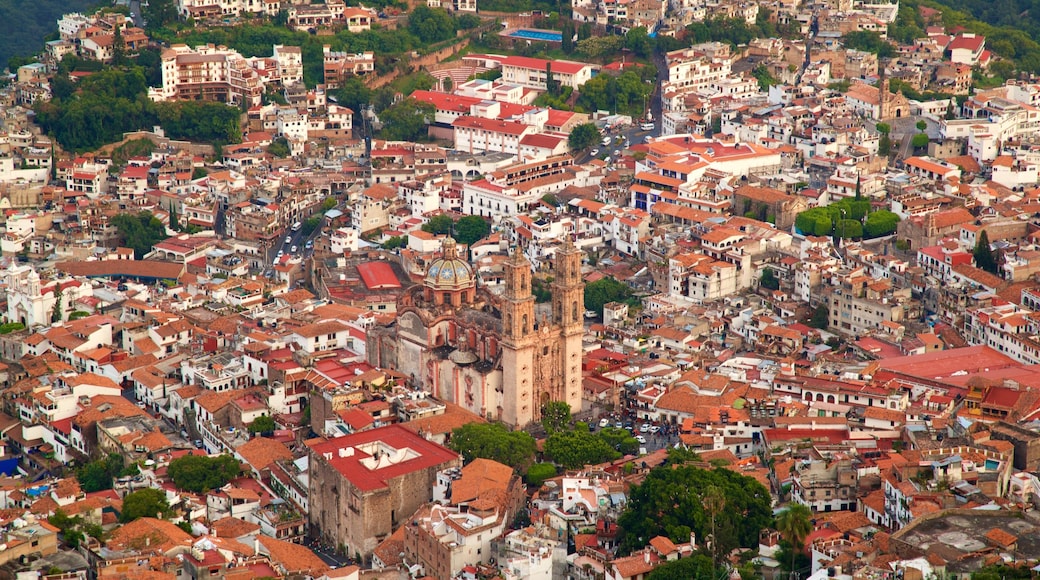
left=367, top=237, right=584, bottom=428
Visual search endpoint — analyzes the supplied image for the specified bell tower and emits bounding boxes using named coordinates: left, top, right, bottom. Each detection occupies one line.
left=500, top=245, right=536, bottom=427
left=502, top=245, right=535, bottom=341
left=551, top=237, right=585, bottom=414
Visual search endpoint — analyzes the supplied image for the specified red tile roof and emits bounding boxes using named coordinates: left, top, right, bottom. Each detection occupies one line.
left=356, top=261, right=401, bottom=290
left=309, top=424, right=459, bottom=492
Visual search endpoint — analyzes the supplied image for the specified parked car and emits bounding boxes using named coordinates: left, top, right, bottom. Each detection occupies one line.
left=636, top=435, right=647, bottom=444
left=600, top=418, right=610, bottom=428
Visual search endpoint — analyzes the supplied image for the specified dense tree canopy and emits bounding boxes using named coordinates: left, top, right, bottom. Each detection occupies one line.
left=794, top=199, right=899, bottom=239
left=76, top=454, right=128, bottom=493
left=408, top=6, right=457, bottom=44
left=577, top=70, right=654, bottom=117
left=422, top=214, right=454, bottom=236
left=120, top=488, right=170, bottom=522
left=0, top=0, right=98, bottom=67
left=378, top=99, right=435, bottom=142
left=541, top=401, right=572, bottom=435
left=144, top=0, right=178, bottom=28
left=568, top=123, right=601, bottom=151
left=598, top=427, right=640, bottom=455
left=33, top=61, right=242, bottom=152
left=167, top=454, right=241, bottom=493
left=585, top=277, right=634, bottom=314
left=544, top=427, right=621, bottom=469
left=843, top=31, right=896, bottom=58
left=112, top=212, right=169, bottom=260
left=617, top=466, right=772, bottom=557
left=454, top=215, right=491, bottom=247
left=646, top=554, right=717, bottom=580
left=449, top=423, right=536, bottom=469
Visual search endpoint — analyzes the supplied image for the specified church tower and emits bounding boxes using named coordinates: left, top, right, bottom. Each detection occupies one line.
left=551, top=237, right=585, bottom=414
left=500, top=245, right=537, bottom=427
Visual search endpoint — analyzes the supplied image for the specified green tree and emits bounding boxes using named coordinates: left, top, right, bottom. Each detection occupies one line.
left=167, top=455, right=241, bottom=493
left=526, top=463, right=557, bottom=487
left=863, top=210, right=900, bottom=237
left=301, top=216, right=322, bottom=236
left=647, top=554, right=716, bottom=580
left=876, top=122, right=891, bottom=135
left=143, top=0, right=179, bottom=30
left=843, top=31, right=895, bottom=58
left=974, top=229, right=999, bottom=273
left=248, top=415, right=277, bottom=435
left=112, top=212, right=169, bottom=259
left=120, top=488, right=170, bottom=522
left=776, top=504, right=813, bottom=573
left=422, top=214, right=454, bottom=235
left=449, top=423, right=536, bottom=469
left=544, top=428, right=621, bottom=469
left=111, top=26, right=127, bottom=67
left=617, top=466, right=772, bottom=557
left=760, top=267, right=780, bottom=290
left=382, top=235, right=408, bottom=250
left=576, top=69, right=653, bottom=117
left=77, top=454, right=125, bottom=492
left=333, top=77, right=373, bottom=115
left=456, top=13, right=481, bottom=29
left=568, top=122, right=601, bottom=151
left=378, top=99, right=435, bottom=142
left=916, top=120, right=928, bottom=131
left=971, top=565, right=1033, bottom=580
left=408, top=6, right=457, bottom=44
left=454, top=215, right=490, bottom=247
left=52, top=287, right=63, bottom=324
left=598, top=426, right=640, bottom=455
left=912, top=132, right=930, bottom=149
left=268, top=137, right=291, bottom=158
left=810, top=304, right=829, bottom=329
left=585, top=277, right=633, bottom=314
left=878, top=133, right=892, bottom=156
left=561, top=20, right=575, bottom=54
left=625, top=27, right=652, bottom=59
left=541, top=401, right=572, bottom=434
left=752, top=65, right=779, bottom=91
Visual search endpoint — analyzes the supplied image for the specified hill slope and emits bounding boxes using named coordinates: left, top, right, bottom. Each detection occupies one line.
left=0, top=0, right=101, bottom=68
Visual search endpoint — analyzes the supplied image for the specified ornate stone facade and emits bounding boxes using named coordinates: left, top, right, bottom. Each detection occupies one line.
left=368, top=237, right=584, bottom=427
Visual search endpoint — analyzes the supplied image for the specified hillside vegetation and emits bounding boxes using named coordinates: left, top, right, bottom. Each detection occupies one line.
left=0, top=0, right=101, bottom=68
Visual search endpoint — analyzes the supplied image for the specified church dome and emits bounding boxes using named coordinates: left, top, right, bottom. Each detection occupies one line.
left=424, top=237, right=475, bottom=291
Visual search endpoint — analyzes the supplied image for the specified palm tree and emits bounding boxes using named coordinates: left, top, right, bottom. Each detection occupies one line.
left=776, top=503, right=813, bottom=575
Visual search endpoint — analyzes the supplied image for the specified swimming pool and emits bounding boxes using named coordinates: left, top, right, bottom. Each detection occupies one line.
left=508, top=29, right=563, bottom=42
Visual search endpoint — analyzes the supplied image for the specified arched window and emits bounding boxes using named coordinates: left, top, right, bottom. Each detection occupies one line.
left=572, top=301, right=578, bottom=322
left=522, top=314, right=529, bottom=335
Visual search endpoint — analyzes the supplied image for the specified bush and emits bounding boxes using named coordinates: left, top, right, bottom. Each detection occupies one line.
left=167, top=455, right=241, bottom=493
left=526, top=463, right=557, bottom=487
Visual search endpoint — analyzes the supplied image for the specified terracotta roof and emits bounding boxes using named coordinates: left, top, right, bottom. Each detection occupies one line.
left=257, top=535, right=330, bottom=576
left=236, top=437, right=293, bottom=471
left=107, top=518, right=193, bottom=554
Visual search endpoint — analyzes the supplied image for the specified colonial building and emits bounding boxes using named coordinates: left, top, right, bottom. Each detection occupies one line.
left=307, top=424, right=461, bottom=561
left=368, top=237, right=584, bottom=428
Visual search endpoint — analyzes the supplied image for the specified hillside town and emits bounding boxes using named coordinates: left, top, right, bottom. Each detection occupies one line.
left=3, top=0, right=1040, bottom=579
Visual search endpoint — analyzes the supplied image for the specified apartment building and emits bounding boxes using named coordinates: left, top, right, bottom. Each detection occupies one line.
left=499, top=56, right=598, bottom=91
left=825, top=279, right=910, bottom=337
left=323, top=47, right=375, bottom=88
left=151, top=44, right=264, bottom=106
left=462, top=155, right=577, bottom=221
